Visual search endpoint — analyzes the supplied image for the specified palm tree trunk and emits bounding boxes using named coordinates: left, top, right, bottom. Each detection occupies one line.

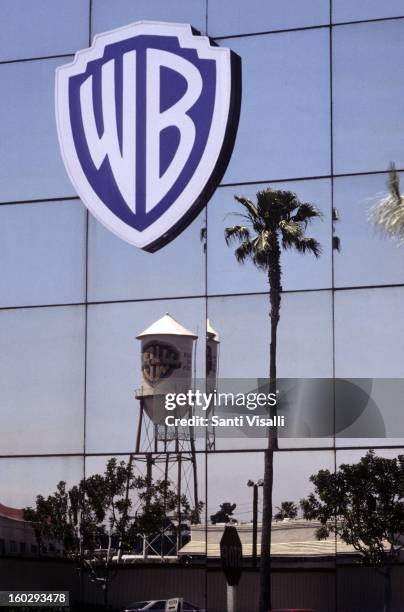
left=259, top=241, right=281, bottom=612
left=259, top=447, right=274, bottom=612
left=384, top=565, right=392, bottom=612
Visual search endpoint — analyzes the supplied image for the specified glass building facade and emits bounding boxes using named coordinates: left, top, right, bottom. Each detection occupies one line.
left=1, top=2, right=404, bottom=611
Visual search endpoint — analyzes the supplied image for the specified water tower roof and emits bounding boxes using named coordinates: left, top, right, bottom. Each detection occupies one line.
left=207, top=319, right=220, bottom=342
left=136, top=313, right=198, bottom=339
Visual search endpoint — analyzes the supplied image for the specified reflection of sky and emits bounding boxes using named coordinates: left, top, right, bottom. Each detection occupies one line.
left=221, top=29, right=330, bottom=183
left=0, top=201, right=86, bottom=308
left=1, top=5, right=404, bottom=518
left=333, top=20, right=404, bottom=174
left=208, top=0, right=329, bottom=37
left=0, top=457, right=83, bottom=510
left=208, top=292, right=333, bottom=379
left=88, top=210, right=205, bottom=302
left=0, top=0, right=89, bottom=61
left=0, top=57, right=75, bottom=202
left=207, top=451, right=334, bottom=520
left=0, top=307, right=86, bottom=456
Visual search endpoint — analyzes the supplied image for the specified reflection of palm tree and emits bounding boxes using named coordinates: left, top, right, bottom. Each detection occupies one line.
left=370, top=163, right=404, bottom=243
left=274, top=500, right=298, bottom=521
left=225, top=187, right=322, bottom=612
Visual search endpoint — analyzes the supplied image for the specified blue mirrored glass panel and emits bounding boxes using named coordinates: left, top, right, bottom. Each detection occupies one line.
left=333, top=173, right=404, bottom=288
left=85, top=299, right=205, bottom=454
left=337, top=447, right=404, bottom=467
left=208, top=291, right=333, bottom=378
left=208, top=0, right=329, bottom=37
left=0, top=58, right=76, bottom=202
left=86, top=453, right=206, bottom=516
left=222, top=29, right=330, bottom=183
left=88, top=211, right=205, bottom=302
left=0, top=201, right=86, bottom=307
left=333, top=20, right=404, bottom=174
left=0, top=306, right=85, bottom=455
left=0, top=457, right=84, bottom=511
left=91, top=0, right=207, bottom=36
left=207, top=451, right=334, bottom=525
left=333, top=0, right=404, bottom=23
left=335, top=451, right=404, bottom=611
left=335, top=287, right=404, bottom=377
left=207, top=179, right=331, bottom=296
left=336, top=378, right=404, bottom=448
left=0, top=0, right=89, bottom=61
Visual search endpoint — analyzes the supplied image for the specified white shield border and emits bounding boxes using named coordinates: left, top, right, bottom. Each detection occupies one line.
left=55, top=21, right=235, bottom=251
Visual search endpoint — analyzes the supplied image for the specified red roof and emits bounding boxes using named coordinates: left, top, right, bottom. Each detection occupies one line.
left=0, top=503, right=24, bottom=521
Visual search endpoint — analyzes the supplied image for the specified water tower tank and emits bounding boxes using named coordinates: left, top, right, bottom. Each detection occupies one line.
left=136, top=313, right=198, bottom=423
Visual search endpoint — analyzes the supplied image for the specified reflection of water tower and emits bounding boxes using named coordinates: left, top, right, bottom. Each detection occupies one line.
left=206, top=320, right=220, bottom=451
left=135, top=313, right=199, bottom=527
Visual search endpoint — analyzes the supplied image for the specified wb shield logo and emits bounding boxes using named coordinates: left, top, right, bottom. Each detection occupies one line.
left=56, top=21, right=241, bottom=251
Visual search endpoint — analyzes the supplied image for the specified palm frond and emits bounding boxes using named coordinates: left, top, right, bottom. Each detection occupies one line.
left=291, top=203, right=323, bottom=225
left=224, top=225, right=251, bottom=245
left=250, top=232, right=272, bottom=269
left=279, top=220, right=303, bottom=238
left=293, top=237, right=322, bottom=257
left=235, top=241, right=254, bottom=264
left=369, top=164, right=404, bottom=242
left=226, top=186, right=323, bottom=269
left=256, top=188, right=290, bottom=220
left=234, top=196, right=258, bottom=221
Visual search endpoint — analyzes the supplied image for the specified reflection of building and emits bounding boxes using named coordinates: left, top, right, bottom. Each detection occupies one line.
left=179, top=520, right=357, bottom=564
left=0, top=503, right=37, bottom=556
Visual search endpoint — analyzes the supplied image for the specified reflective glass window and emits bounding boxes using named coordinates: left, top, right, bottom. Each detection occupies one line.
left=0, top=0, right=89, bottom=61
left=333, top=173, right=404, bottom=288
left=207, top=179, right=331, bottom=296
left=0, top=457, right=84, bottom=510
left=222, top=29, right=330, bottom=183
left=208, top=0, right=329, bottom=37
left=0, top=58, right=75, bottom=202
left=0, top=306, right=85, bottom=455
left=88, top=211, right=205, bottom=302
left=207, top=449, right=335, bottom=609
left=86, top=453, right=206, bottom=531
left=335, top=287, right=404, bottom=377
left=91, top=0, right=207, bottom=36
left=333, top=20, right=404, bottom=174
left=0, top=201, right=86, bottom=307
left=333, top=1, right=404, bottom=23
left=208, top=291, right=333, bottom=379
left=85, top=299, right=205, bottom=454
left=335, top=448, right=404, bottom=583
left=336, top=379, right=404, bottom=448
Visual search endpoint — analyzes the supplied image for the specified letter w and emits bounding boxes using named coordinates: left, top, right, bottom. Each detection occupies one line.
left=80, top=51, right=136, bottom=211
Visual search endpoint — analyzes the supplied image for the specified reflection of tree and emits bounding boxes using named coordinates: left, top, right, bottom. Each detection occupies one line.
left=224, top=187, right=322, bottom=612
left=301, top=451, right=404, bottom=612
left=274, top=501, right=298, bottom=521
left=23, top=457, right=203, bottom=606
left=200, top=226, right=207, bottom=253
left=210, top=502, right=237, bottom=524
left=370, top=163, right=404, bottom=244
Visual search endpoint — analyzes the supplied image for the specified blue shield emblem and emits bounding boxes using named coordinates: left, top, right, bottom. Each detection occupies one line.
left=56, top=22, right=241, bottom=251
